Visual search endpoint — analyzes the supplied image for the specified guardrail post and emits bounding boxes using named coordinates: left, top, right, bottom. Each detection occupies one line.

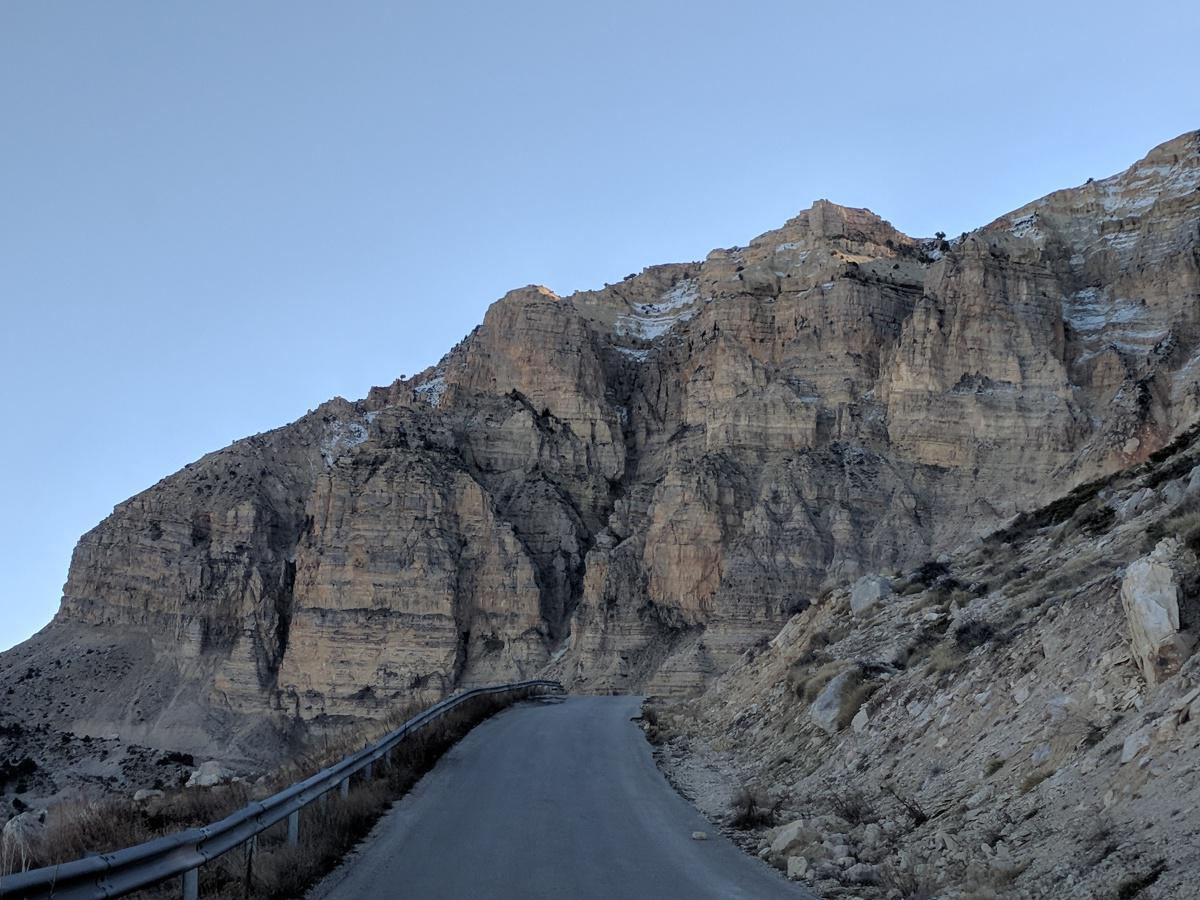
left=182, top=866, right=199, bottom=900
left=365, top=760, right=373, bottom=780
left=339, top=777, right=349, bottom=799
left=287, top=809, right=300, bottom=846
left=243, top=834, right=257, bottom=898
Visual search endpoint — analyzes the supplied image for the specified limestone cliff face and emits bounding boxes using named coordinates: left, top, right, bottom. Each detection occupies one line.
left=8, top=131, right=1200, bottom=759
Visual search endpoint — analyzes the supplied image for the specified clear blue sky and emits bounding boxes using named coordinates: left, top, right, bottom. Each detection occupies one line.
left=1, top=1, right=1197, bottom=651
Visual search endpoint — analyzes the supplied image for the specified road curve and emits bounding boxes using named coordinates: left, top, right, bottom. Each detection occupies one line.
left=308, top=695, right=810, bottom=899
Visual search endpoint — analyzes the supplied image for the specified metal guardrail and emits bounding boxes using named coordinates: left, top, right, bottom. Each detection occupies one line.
left=0, top=679, right=563, bottom=899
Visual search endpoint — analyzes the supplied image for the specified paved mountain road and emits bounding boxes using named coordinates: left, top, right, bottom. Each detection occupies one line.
left=309, top=695, right=810, bottom=899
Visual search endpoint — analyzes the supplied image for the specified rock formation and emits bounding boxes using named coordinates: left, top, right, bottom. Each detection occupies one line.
left=1121, top=537, right=1196, bottom=684
left=649, top=421, right=1200, bottom=898
left=3, top=130, right=1199, bottom=768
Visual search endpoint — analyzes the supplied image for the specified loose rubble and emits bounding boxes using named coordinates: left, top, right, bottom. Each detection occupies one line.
left=649, top=426, right=1200, bottom=898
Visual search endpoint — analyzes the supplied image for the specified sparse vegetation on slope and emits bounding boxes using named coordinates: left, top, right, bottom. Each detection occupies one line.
left=1, top=690, right=538, bottom=898
left=651, top=425, right=1200, bottom=898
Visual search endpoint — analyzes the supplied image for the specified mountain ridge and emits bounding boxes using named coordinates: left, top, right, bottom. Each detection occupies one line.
left=3, top=129, right=1198, bottom=776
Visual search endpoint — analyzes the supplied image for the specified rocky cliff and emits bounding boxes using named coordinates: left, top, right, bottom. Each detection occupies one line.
left=3, top=130, right=1199, bottom=767
left=647, top=419, right=1200, bottom=899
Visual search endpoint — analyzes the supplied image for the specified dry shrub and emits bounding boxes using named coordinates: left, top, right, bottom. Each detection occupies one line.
left=728, top=786, right=781, bottom=829
left=1019, top=768, right=1054, bottom=794
left=880, top=862, right=938, bottom=899
left=957, top=858, right=1031, bottom=898
left=236, top=779, right=393, bottom=900
left=2, top=688, right=539, bottom=899
left=7, top=782, right=254, bottom=874
left=640, top=702, right=675, bottom=745
left=826, top=787, right=877, bottom=825
left=884, top=784, right=928, bottom=827
left=1115, top=861, right=1166, bottom=899
left=1145, top=509, right=1200, bottom=555
left=928, top=643, right=966, bottom=673
left=836, top=676, right=878, bottom=729
left=794, top=660, right=849, bottom=703
left=994, top=475, right=1109, bottom=543
left=807, top=630, right=832, bottom=650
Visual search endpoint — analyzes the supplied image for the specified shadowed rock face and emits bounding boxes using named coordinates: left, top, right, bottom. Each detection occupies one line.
left=6, top=131, right=1200, bottom=762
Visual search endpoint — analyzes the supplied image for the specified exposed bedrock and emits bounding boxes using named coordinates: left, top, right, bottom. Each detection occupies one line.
left=6, top=131, right=1200, bottom=761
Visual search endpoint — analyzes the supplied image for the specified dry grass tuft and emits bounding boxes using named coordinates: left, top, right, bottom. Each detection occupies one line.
left=792, top=660, right=850, bottom=703
left=836, top=676, right=878, bottom=729
left=1, top=689, right=538, bottom=899
left=880, top=862, right=939, bottom=899
left=728, top=785, right=782, bottom=829
left=825, top=787, right=877, bottom=825
left=1019, top=768, right=1054, bottom=794
left=883, top=784, right=929, bottom=827
left=928, top=643, right=967, bottom=674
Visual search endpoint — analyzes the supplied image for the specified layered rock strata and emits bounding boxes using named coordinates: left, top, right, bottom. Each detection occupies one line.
left=4, top=131, right=1199, bottom=763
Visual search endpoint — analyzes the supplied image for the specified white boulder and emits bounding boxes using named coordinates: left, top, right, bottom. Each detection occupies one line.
left=771, top=819, right=817, bottom=857
left=1, top=809, right=47, bottom=872
left=186, top=760, right=234, bottom=788
left=810, top=670, right=860, bottom=734
left=850, top=575, right=893, bottom=616
left=1120, top=538, right=1195, bottom=685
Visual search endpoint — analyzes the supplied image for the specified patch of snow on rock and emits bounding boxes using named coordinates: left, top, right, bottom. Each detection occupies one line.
left=615, top=346, right=650, bottom=361
left=614, top=279, right=701, bottom=341
left=1095, top=158, right=1200, bottom=217
left=415, top=375, right=447, bottom=408
left=1007, top=212, right=1042, bottom=240
left=1062, top=288, right=1166, bottom=357
left=320, top=419, right=369, bottom=468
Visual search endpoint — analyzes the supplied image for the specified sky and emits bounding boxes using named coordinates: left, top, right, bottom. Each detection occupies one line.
left=1, top=1, right=1198, bottom=651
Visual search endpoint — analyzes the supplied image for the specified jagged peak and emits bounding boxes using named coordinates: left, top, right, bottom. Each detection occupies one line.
left=748, top=199, right=917, bottom=253
left=1137, top=128, right=1200, bottom=167
left=989, top=128, right=1200, bottom=237
left=501, top=284, right=561, bottom=303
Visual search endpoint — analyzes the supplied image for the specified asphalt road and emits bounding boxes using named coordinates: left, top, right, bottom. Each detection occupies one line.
left=309, top=695, right=810, bottom=899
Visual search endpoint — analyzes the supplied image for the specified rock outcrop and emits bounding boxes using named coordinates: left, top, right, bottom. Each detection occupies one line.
left=1121, top=537, right=1196, bottom=684
left=3, top=131, right=1200, bottom=768
left=850, top=575, right=893, bottom=616
left=650, top=422, right=1200, bottom=898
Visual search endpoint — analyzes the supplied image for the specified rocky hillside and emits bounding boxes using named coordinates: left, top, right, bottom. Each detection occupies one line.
left=649, top=422, right=1200, bottom=899
left=2, top=130, right=1198, bottom=771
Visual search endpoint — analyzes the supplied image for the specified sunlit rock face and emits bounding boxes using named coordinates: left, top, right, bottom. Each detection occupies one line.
left=6, top=131, right=1199, bottom=758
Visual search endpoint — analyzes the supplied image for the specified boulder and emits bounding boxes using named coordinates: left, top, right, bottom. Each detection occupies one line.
left=845, top=862, right=881, bottom=884
left=786, top=856, right=809, bottom=879
left=771, top=819, right=818, bottom=858
left=1121, top=724, right=1153, bottom=764
left=1188, top=464, right=1200, bottom=495
left=186, top=760, right=234, bottom=788
left=811, top=669, right=860, bottom=734
left=1120, top=538, right=1195, bottom=685
left=1117, top=487, right=1156, bottom=521
left=133, top=788, right=165, bottom=803
left=1, top=809, right=47, bottom=871
left=850, top=575, right=893, bottom=616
